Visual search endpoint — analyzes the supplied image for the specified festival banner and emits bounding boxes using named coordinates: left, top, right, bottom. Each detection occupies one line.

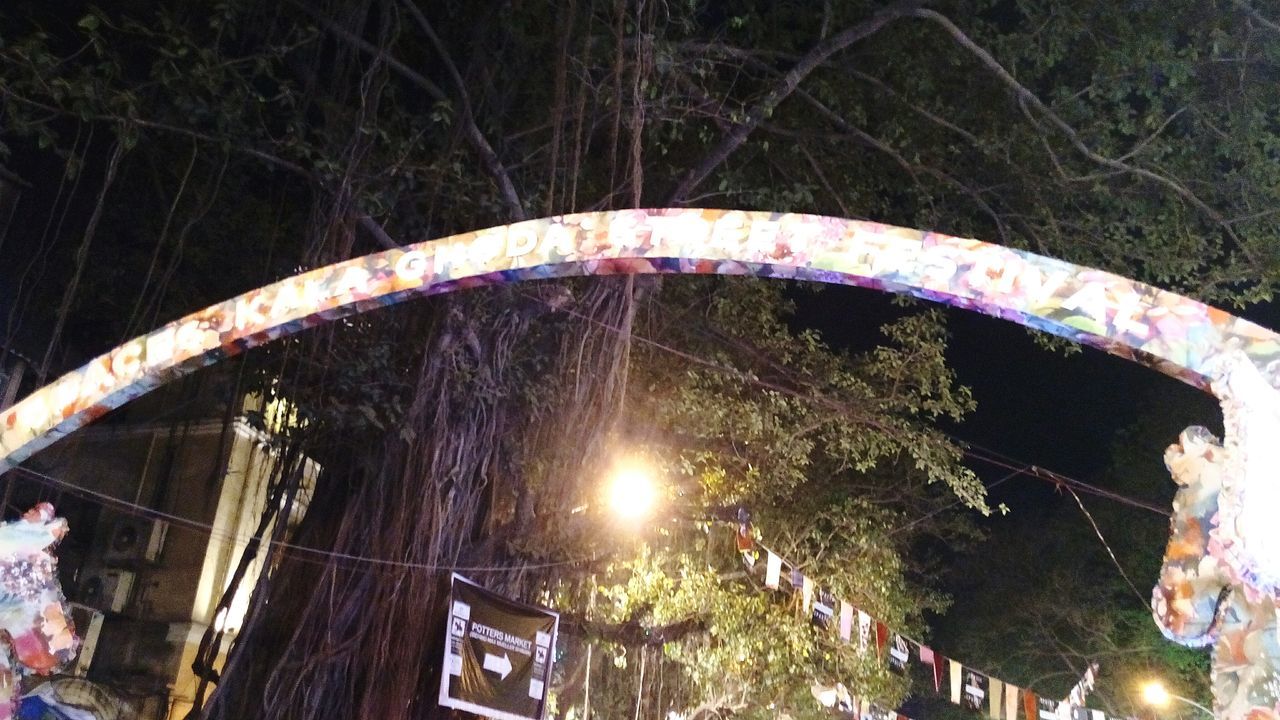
left=950, top=660, right=963, bottom=704
left=813, top=588, right=835, bottom=630
left=765, top=552, right=782, bottom=590
left=839, top=600, right=854, bottom=642
left=989, top=678, right=1004, bottom=719
left=1005, top=683, right=1020, bottom=720
left=962, top=669, right=989, bottom=712
left=1023, top=689, right=1038, bottom=720
left=858, top=611, right=873, bottom=655
left=1037, top=697, right=1059, bottom=720
left=887, top=633, right=910, bottom=674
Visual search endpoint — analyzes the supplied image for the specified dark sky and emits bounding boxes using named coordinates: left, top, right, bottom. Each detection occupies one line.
left=790, top=283, right=1204, bottom=481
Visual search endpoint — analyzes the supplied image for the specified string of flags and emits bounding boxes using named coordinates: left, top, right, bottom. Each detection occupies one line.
left=734, top=513, right=1110, bottom=720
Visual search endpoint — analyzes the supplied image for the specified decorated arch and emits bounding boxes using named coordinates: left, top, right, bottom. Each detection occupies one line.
left=5, top=208, right=1279, bottom=469
left=4, top=208, right=1280, bottom=718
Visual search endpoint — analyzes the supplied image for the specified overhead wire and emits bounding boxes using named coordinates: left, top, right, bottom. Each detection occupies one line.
left=8, top=465, right=601, bottom=575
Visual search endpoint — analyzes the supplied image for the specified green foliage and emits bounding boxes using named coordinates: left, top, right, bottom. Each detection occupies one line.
left=549, top=278, right=983, bottom=715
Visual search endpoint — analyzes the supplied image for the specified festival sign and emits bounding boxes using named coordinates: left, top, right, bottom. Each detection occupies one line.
left=439, top=574, right=559, bottom=720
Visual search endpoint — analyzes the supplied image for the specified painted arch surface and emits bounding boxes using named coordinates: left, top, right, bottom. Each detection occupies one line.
left=3, top=208, right=1279, bottom=472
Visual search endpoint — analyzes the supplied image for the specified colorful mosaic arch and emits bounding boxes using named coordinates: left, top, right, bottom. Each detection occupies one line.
left=4, top=209, right=1279, bottom=474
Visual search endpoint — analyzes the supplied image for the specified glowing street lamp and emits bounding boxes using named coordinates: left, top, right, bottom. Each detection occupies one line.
left=606, top=463, right=659, bottom=522
left=1141, top=681, right=1212, bottom=717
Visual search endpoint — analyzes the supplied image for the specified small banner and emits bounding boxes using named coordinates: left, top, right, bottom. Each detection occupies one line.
left=765, top=552, right=782, bottom=590
left=802, top=576, right=815, bottom=614
left=950, top=660, right=963, bottom=705
left=1005, top=684, right=1020, bottom=720
left=839, top=601, right=854, bottom=642
left=1037, top=697, right=1059, bottom=720
left=790, top=567, right=804, bottom=590
left=887, top=633, right=910, bottom=674
left=875, top=621, right=889, bottom=660
left=989, top=678, right=1003, bottom=719
left=813, top=588, right=835, bottom=630
left=858, top=611, right=872, bottom=655
left=962, top=669, right=988, bottom=712
left=865, top=704, right=894, bottom=720
left=918, top=646, right=944, bottom=692
left=1023, top=689, right=1038, bottom=720
left=438, top=574, right=560, bottom=720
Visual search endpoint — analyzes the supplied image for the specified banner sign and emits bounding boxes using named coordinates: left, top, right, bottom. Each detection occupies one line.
left=962, top=669, right=988, bottom=712
left=439, top=574, right=559, bottom=720
left=887, top=633, right=910, bottom=675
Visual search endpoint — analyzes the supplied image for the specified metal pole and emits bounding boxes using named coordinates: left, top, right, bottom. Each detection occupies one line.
left=634, top=646, right=647, bottom=720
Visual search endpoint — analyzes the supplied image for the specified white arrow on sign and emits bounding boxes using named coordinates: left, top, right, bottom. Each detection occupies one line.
left=483, top=652, right=513, bottom=680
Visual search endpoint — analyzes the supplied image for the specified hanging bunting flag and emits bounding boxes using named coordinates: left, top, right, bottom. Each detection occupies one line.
left=858, top=611, right=872, bottom=655
left=765, top=552, right=782, bottom=590
left=1065, top=662, right=1099, bottom=709
left=962, top=669, right=988, bottom=712
left=735, top=508, right=754, bottom=551
left=839, top=601, right=854, bottom=642
left=1023, top=689, right=1038, bottom=720
left=930, top=651, right=946, bottom=693
left=866, top=704, right=894, bottom=720
left=1005, top=684, right=1020, bottom=720
left=887, top=633, right=910, bottom=674
left=949, top=660, right=963, bottom=705
left=722, top=525, right=1123, bottom=720
left=812, top=588, right=834, bottom=629
left=918, top=645, right=941, bottom=691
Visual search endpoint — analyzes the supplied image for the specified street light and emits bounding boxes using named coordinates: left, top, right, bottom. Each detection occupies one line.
left=606, top=462, right=659, bottom=522
left=1141, top=681, right=1213, bottom=718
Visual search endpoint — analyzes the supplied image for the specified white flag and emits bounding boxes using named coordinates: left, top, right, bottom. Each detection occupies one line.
left=839, top=601, right=854, bottom=642
left=765, top=552, right=781, bottom=589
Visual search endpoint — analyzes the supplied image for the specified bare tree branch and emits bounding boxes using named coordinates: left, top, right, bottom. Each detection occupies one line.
left=300, top=1, right=527, bottom=220
left=1234, top=0, right=1280, bottom=34
left=910, top=9, right=1244, bottom=252
left=664, top=0, right=923, bottom=205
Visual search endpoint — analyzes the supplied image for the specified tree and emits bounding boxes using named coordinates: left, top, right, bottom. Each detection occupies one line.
left=2, top=1, right=1274, bottom=718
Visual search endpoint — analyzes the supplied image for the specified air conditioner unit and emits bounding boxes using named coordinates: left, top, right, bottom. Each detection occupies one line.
left=66, top=602, right=104, bottom=676
left=103, top=518, right=168, bottom=564
left=81, top=569, right=135, bottom=614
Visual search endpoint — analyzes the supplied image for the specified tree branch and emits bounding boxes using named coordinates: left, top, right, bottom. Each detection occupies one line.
left=395, top=0, right=527, bottom=220
left=910, top=9, right=1243, bottom=252
left=558, top=612, right=708, bottom=647
left=299, top=1, right=527, bottom=220
left=1234, top=0, right=1280, bottom=34
left=664, top=0, right=922, bottom=205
